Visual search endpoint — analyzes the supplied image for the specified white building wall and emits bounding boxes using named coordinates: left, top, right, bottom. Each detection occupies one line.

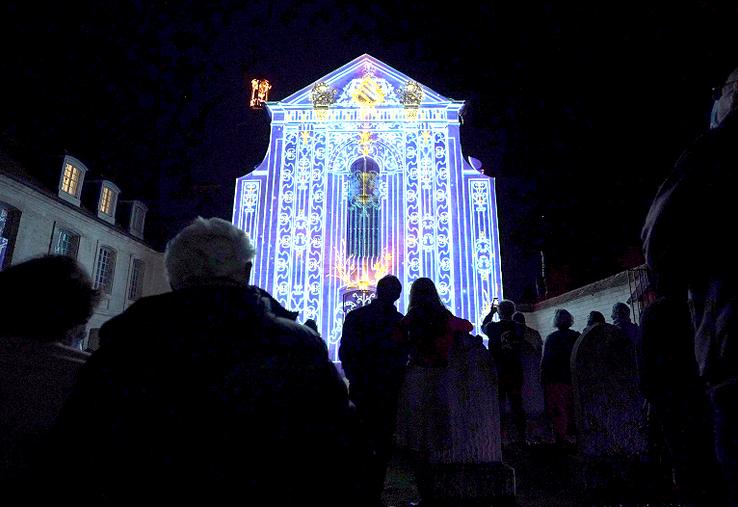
left=520, top=271, right=633, bottom=338
left=0, top=173, right=169, bottom=342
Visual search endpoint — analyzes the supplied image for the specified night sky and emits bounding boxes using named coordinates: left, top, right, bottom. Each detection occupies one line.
left=1, top=1, right=736, bottom=302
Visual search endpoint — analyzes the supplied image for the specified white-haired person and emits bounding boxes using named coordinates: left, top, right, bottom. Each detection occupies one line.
left=42, top=217, right=358, bottom=506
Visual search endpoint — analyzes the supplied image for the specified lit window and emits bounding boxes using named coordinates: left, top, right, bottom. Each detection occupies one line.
left=94, top=246, right=116, bottom=294
left=128, top=259, right=145, bottom=300
left=61, top=163, right=81, bottom=196
left=54, top=229, right=79, bottom=258
left=99, top=186, right=114, bottom=215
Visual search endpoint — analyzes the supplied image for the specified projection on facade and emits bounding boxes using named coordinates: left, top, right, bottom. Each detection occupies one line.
left=233, top=55, right=503, bottom=360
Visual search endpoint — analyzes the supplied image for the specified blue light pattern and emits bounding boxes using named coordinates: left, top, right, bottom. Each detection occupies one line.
left=233, top=55, right=503, bottom=360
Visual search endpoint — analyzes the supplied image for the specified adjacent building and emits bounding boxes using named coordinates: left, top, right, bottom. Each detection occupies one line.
left=0, top=151, right=169, bottom=349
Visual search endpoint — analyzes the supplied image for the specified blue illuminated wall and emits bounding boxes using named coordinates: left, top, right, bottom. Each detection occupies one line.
left=233, top=54, right=503, bottom=360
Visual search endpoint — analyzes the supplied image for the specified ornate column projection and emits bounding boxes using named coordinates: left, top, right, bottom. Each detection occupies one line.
left=274, top=129, right=298, bottom=304
left=432, top=127, right=453, bottom=309
left=418, top=128, right=435, bottom=283
left=468, top=178, right=498, bottom=327
left=306, top=128, right=327, bottom=322
left=443, top=101, right=470, bottom=320
left=292, top=127, right=324, bottom=320
left=404, top=129, right=421, bottom=286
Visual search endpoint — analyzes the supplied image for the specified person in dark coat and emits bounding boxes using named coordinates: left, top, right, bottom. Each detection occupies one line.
left=339, top=275, right=406, bottom=507
left=541, top=308, right=580, bottom=447
left=0, top=256, right=98, bottom=499
left=642, top=67, right=738, bottom=506
left=482, top=299, right=527, bottom=444
left=256, top=285, right=300, bottom=321
left=639, top=274, right=722, bottom=504
left=40, top=217, right=358, bottom=506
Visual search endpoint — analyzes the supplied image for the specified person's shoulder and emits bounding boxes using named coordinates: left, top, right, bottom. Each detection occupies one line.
left=544, top=329, right=561, bottom=340
left=342, top=304, right=370, bottom=328
left=347, top=303, right=373, bottom=318
left=528, top=327, right=543, bottom=338
left=107, top=291, right=178, bottom=323
left=450, top=313, right=473, bottom=330
left=601, top=322, right=624, bottom=337
left=484, top=319, right=504, bottom=335
left=267, top=314, right=329, bottom=357
left=98, top=292, right=176, bottom=341
left=676, top=120, right=735, bottom=168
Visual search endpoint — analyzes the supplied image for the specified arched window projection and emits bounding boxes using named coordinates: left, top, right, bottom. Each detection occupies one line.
left=347, top=157, right=380, bottom=258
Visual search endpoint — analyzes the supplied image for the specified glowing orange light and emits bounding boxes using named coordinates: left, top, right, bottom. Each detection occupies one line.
left=332, top=248, right=393, bottom=289
left=250, top=79, right=271, bottom=109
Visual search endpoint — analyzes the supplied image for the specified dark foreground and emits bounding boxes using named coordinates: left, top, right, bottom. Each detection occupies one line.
left=383, top=444, right=702, bottom=507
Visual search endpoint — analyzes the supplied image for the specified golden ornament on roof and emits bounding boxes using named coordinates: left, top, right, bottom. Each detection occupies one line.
left=310, top=82, right=337, bottom=109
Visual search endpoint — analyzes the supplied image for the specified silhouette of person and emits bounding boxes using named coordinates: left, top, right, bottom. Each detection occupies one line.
left=611, top=302, right=640, bottom=348
left=586, top=310, right=606, bottom=328
left=394, top=277, right=473, bottom=506
left=639, top=272, right=722, bottom=504
left=0, top=256, right=98, bottom=497
left=257, top=286, right=299, bottom=321
left=643, top=66, right=738, bottom=505
left=541, top=309, right=580, bottom=447
left=304, top=318, right=319, bottom=335
left=483, top=299, right=527, bottom=445
left=339, top=275, right=406, bottom=507
left=512, top=311, right=543, bottom=354
left=42, top=218, right=358, bottom=506
left=512, top=311, right=547, bottom=444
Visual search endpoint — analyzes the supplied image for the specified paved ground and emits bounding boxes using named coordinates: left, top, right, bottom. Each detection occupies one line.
left=382, top=444, right=583, bottom=507
left=381, top=444, right=693, bottom=507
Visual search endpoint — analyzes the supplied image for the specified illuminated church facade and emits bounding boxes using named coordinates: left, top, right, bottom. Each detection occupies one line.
left=233, top=55, right=502, bottom=360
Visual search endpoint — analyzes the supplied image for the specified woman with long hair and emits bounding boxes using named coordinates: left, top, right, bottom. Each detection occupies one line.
left=395, top=278, right=489, bottom=505
left=401, top=277, right=466, bottom=368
